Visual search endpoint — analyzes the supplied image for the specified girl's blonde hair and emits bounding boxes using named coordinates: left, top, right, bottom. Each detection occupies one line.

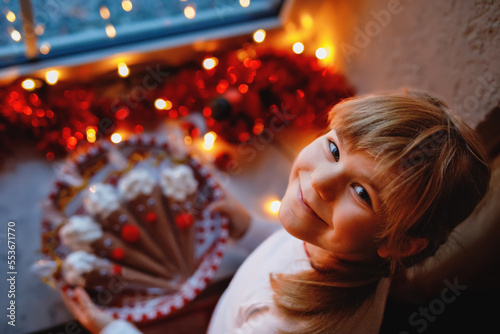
left=271, top=91, right=491, bottom=334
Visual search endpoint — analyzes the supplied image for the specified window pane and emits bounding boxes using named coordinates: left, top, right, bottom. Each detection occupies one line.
left=0, top=1, right=26, bottom=67
left=33, top=0, right=284, bottom=59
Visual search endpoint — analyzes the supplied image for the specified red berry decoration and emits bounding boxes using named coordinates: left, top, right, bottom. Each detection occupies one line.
left=113, top=265, right=122, bottom=275
left=121, top=224, right=140, bottom=242
left=175, top=213, right=194, bottom=229
left=145, top=212, right=157, bottom=223
left=112, top=248, right=125, bottom=260
left=214, top=152, right=233, bottom=171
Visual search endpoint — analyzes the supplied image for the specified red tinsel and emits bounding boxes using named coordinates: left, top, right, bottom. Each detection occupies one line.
left=0, top=47, right=355, bottom=161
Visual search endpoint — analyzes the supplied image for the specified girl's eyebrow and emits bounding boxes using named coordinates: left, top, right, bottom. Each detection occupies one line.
left=332, top=129, right=345, bottom=148
left=357, top=173, right=380, bottom=194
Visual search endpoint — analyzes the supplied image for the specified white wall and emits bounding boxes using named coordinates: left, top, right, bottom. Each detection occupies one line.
left=286, top=0, right=500, bottom=128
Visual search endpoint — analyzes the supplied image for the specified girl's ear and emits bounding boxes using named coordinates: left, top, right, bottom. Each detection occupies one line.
left=377, top=237, right=429, bottom=259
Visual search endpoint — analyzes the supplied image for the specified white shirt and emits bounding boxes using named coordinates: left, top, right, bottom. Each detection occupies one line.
left=207, top=228, right=391, bottom=334
left=207, top=228, right=309, bottom=333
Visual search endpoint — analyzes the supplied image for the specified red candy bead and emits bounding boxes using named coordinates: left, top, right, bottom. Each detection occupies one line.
left=121, top=224, right=140, bottom=242
left=145, top=212, right=157, bottom=223
left=113, top=265, right=122, bottom=275
left=175, top=213, right=194, bottom=229
left=112, top=248, right=125, bottom=260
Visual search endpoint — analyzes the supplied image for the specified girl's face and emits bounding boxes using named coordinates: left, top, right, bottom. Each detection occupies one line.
left=280, top=129, right=390, bottom=266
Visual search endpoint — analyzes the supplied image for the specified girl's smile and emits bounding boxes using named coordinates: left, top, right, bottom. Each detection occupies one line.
left=297, top=181, right=329, bottom=227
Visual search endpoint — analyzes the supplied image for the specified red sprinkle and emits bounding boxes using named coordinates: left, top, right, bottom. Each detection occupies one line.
left=121, top=224, right=140, bottom=242
left=145, top=212, right=157, bottom=223
left=175, top=213, right=194, bottom=229
left=112, top=248, right=125, bottom=260
left=113, top=265, right=122, bottom=275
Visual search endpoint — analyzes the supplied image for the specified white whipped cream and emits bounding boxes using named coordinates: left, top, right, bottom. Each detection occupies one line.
left=59, top=215, right=103, bottom=252
left=160, top=164, right=198, bottom=201
left=118, top=168, right=156, bottom=201
left=62, top=250, right=108, bottom=286
left=83, top=183, right=121, bottom=218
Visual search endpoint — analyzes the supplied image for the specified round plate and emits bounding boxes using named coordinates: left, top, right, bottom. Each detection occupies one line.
left=40, top=134, right=228, bottom=323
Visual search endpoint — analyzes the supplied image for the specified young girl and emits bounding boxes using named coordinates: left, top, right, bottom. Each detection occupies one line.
left=62, top=91, right=491, bottom=334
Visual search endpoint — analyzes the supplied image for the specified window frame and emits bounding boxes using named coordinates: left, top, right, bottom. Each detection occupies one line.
left=0, top=0, right=293, bottom=76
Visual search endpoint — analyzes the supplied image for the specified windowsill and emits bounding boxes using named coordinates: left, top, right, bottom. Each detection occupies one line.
left=0, top=16, right=282, bottom=84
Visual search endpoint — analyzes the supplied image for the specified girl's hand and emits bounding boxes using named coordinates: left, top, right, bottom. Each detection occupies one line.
left=61, top=286, right=114, bottom=334
left=207, top=191, right=251, bottom=240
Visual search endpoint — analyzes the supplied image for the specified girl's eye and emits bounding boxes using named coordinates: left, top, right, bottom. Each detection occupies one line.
left=354, top=185, right=371, bottom=205
left=328, top=140, right=340, bottom=161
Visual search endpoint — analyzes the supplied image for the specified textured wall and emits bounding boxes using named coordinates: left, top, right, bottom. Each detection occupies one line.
left=331, top=0, right=500, bottom=128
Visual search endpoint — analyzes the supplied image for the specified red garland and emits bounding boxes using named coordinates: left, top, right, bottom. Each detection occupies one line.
left=0, top=47, right=355, bottom=161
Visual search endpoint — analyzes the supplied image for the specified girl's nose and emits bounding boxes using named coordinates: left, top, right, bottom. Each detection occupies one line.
left=310, top=164, right=345, bottom=202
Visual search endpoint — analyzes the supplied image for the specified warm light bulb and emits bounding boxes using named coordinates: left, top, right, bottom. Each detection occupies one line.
left=164, top=100, right=173, bottom=110
left=293, top=42, right=304, bottom=54
left=315, top=47, right=328, bottom=60
left=10, top=29, right=21, bottom=42
left=86, top=127, right=97, bottom=143
left=21, top=79, right=35, bottom=91
left=202, top=131, right=216, bottom=150
left=122, top=0, right=133, bottom=11
left=111, top=133, right=122, bottom=143
left=117, top=63, right=129, bottom=77
left=106, top=24, right=116, bottom=38
left=34, top=24, right=44, bottom=35
left=239, top=0, right=250, bottom=7
left=202, top=57, right=218, bottom=70
left=40, top=42, right=51, bottom=54
left=268, top=200, right=281, bottom=214
left=155, top=98, right=166, bottom=110
left=184, top=6, right=196, bottom=19
left=45, top=70, right=59, bottom=85
left=253, top=29, right=266, bottom=43
left=100, top=6, right=110, bottom=19
left=6, top=11, right=16, bottom=22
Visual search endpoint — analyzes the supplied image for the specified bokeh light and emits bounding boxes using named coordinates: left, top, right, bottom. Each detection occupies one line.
left=111, top=133, right=122, bottom=143
left=45, top=70, right=59, bottom=85
left=293, top=42, right=304, bottom=54
left=268, top=200, right=281, bottom=214
left=315, top=47, right=328, bottom=60
left=184, top=6, right=196, bottom=19
left=106, top=24, right=116, bottom=38
left=21, top=79, right=35, bottom=91
left=117, top=63, right=129, bottom=77
left=202, top=57, right=218, bottom=70
left=253, top=29, right=266, bottom=43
